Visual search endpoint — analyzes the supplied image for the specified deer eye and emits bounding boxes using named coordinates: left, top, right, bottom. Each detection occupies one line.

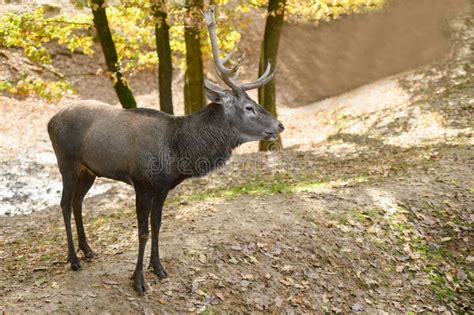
left=245, top=105, right=255, bottom=113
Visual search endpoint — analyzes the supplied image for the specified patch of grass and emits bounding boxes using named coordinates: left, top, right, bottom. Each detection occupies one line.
left=417, top=243, right=446, bottom=262
left=347, top=207, right=379, bottom=222
left=354, top=175, right=370, bottom=183
left=424, top=266, right=457, bottom=304
left=171, top=177, right=305, bottom=204
left=293, top=180, right=330, bottom=192
left=171, top=173, right=376, bottom=206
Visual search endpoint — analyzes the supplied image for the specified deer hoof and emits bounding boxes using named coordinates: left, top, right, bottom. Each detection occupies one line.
left=84, top=250, right=96, bottom=259
left=132, top=271, right=147, bottom=295
left=83, top=249, right=96, bottom=259
left=149, top=261, right=168, bottom=279
left=153, top=267, right=168, bottom=279
left=70, top=261, right=81, bottom=271
left=67, top=255, right=81, bottom=271
left=78, top=244, right=96, bottom=260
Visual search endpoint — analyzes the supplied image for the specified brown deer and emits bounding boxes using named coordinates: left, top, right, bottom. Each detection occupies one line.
left=47, top=7, right=283, bottom=293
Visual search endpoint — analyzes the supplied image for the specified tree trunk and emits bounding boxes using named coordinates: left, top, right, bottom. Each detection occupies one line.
left=258, top=0, right=287, bottom=151
left=184, top=0, right=205, bottom=115
left=153, top=1, right=174, bottom=115
left=91, top=0, right=137, bottom=109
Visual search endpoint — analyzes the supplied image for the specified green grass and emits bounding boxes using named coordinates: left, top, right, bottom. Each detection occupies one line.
left=170, top=173, right=374, bottom=207
left=424, top=266, right=457, bottom=303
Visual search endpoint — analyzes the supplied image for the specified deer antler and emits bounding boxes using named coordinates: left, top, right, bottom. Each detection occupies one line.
left=220, top=44, right=236, bottom=65
left=203, top=6, right=274, bottom=92
left=241, top=61, right=273, bottom=90
left=203, top=7, right=241, bottom=91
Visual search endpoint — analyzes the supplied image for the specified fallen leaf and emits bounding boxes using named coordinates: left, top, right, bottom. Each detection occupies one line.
left=275, top=296, right=283, bottom=307
left=247, top=255, right=258, bottom=264
left=242, top=274, right=254, bottom=280
left=351, top=303, right=365, bottom=312
left=457, top=269, right=467, bottom=281
left=229, top=256, right=239, bottom=264
left=191, top=280, right=200, bottom=293
left=280, top=277, right=294, bottom=287
left=103, top=279, right=119, bottom=286
left=338, top=225, right=351, bottom=233
left=230, top=245, right=242, bottom=251
left=368, top=226, right=378, bottom=234
left=446, top=272, right=454, bottom=283
left=208, top=273, right=220, bottom=280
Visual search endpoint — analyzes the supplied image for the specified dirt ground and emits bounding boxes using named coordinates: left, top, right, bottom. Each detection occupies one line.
left=1, top=6, right=473, bottom=315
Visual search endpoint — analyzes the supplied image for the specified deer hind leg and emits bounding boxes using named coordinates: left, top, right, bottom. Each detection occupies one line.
left=73, top=167, right=96, bottom=259
left=131, top=187, right=153, bottom=294
left=59, top=161, right=81, bottom=271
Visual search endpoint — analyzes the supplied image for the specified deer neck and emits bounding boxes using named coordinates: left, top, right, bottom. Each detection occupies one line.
left=172, top=103, right=239, bottom=176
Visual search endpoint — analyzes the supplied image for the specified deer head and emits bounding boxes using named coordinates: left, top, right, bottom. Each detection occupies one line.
left=203, top=7, right=284, bottom=143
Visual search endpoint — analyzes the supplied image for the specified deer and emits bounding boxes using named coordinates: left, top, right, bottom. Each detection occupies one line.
left=47, top=7, right=284, bottom=294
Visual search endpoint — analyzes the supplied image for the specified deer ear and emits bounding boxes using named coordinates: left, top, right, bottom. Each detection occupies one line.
left=204, top=79, right=227, bottom=103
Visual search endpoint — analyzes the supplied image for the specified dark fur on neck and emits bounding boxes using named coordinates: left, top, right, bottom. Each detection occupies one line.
left=171, top=103, right=240, bottom=177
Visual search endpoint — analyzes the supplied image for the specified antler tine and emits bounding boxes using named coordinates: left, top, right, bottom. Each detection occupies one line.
left=222, top=47, right=245, bottom=71
left=242, top=61, right=274, bottom=91
left=203, top=6, right=241, bottom=91
left=231, top=67, right=241, bottom=80
left=231, top=52, right=245, bottom=73
left=221, top=44, right=236, bottom=65
left=204, top=78, right=225, bottom=92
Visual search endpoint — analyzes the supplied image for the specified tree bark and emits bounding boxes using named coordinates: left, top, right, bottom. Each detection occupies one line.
left=153, top=1, right=174, bottom=115
left=184, top=0, right=205, bottom=115
left=258, top=0, right=287, bottom=151
left=91, top=0, right=137, bottom=109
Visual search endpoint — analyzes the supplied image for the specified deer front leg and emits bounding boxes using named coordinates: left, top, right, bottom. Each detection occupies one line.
left=149, top=189, right=169, bottom=279
left=131, top=188, right=153, bottom=294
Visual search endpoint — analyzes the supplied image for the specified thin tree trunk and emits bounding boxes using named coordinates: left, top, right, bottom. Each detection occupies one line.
left=91, top=0, right=137, bottom=109
left=153, top=1, right=174, bottom=115
left=258, top=0, right=286, bottom=151
left=184, top=0, right=205, bottom=115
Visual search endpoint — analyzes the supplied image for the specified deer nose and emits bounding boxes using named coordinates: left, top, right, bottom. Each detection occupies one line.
left=278, top=122, right=285, bottom=132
